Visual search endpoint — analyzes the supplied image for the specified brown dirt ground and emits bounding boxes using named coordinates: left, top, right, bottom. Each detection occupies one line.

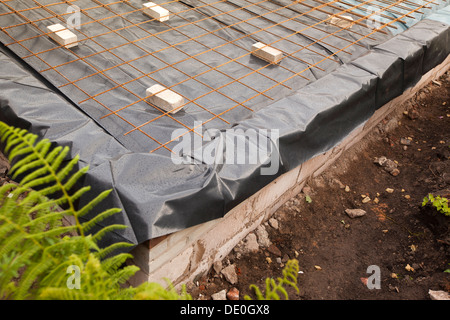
left=0, top=71, right=448, bottom=301
left=188, top=70, right=450, bottom=300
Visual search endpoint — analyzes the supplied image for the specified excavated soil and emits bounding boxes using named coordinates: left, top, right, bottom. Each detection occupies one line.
left=188, top=71, right=450, bottom=300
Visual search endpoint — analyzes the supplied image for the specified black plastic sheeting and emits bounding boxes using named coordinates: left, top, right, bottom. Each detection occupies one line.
left=0, top=0, right=397, bottom=153
left=0, top=4, right=449, bottom=251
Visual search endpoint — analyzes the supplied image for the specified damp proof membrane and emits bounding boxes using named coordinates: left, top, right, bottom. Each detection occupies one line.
left=0, top=0, right=406, bottom=154
left=0, top=0, right=449, bottom=249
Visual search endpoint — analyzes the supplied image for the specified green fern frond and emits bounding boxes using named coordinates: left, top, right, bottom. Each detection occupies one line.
left=26, top=225, right=78, bottom=240
left=15, top=258, right=54, bottom=299
left=9, top=139, right=51, bottom=178
left=0, top=121, right=198, bottom=300
left=95, top=241, right=135, bottom=260
left=244, top=259, right=300, bottom=300
left=101, top=253, right=133, bottom=274
left=39, top=287, right=96, bottom=300
left=23, top=211, right=67, bottom=230
left=132, top=281, right=193, bottom=300
left=108, top=265, right=140, bottom=286
left=90, top=224, right=128, bottom=245
left=76, top=189, right=116, bottom=218
left=0, top=232, right=26, bottom=259
left=0, top=121, right=128, bottom=299
left=80, top=208, right=122, bottom=233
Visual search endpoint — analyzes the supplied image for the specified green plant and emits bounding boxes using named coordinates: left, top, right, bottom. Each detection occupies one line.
left=422, top=193, right=450, bottom=217
left=244, top=259, right=300, bottom=300
left=305, top=195, right=312, bottom=204
left=0, top=121, right=191, bottom=300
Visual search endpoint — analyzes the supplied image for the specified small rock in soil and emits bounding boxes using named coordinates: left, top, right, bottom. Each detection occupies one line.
left=268, top=218, right=279, bottom=230
left=302, top=186, right=312, bottom=196
left=384, top=160, right=399, bottom=175
left=407, top=108, right=419, bottom=120
left=405, top=264, right=415, bottom=272
left=331, top=178, right=345, bottom=189
left=211, top=289, right=227, bottom=300
left=373, top=156, right=400, bottom=176
left=360, top=277, right=368, bottom=286
left=255, top=225, right=271, bottom=248
left=267, top=244, right=282, bottom=256
left=400, top=138, right=412, bottom=145
left=213, top=260, right=223, bottom=274
left=345, top=208, right=366, bottom=218
left=388, top=284, right=400, bottom=293
left=221, top=264, right=238, bottom=284
left=227, top=287, right=239, bottom=300
left=241, top=233, right=259, bottom=253
left=374, top=156, right=388, bottom=166
left=429, top=290, right=450, bottom=300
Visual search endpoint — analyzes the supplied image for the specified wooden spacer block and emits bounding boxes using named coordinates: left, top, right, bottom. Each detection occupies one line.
left=142, top=2, right=170, bottom=22
left=146, top=84, right=185, bottom=114
left=46, top=23, right=78, bottom=48
left=251, top=42, right=283, bottom=64
left=327, top=15, right=354, bottom=29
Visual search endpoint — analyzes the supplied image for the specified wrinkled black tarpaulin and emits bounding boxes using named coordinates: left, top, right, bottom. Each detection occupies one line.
left=0, top=1, right=449, bottom=251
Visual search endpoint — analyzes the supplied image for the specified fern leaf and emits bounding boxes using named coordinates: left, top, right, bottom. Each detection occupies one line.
left=40, top=259, right=82, bottom=289
left=11, top=157, right=43, bottom=179
left=132, top=281, right=193, bottom=300
left=7, top=134, right=36, bottom=159
left=0, top=183, right=18, bottom=200
left=91, top=224, right=128, bottom=245
left=244, top=259, right=300, bottom=300
left=246, top=284, right=264, bottom=300
left=75, top=189, right=114, bottom=219
left=26, top=225, right=78, bottom=240
left=109, top=265, right=140, bottom=286
left=67, top=186, right=91, bottom=204
left=63, top=165, right=89, bottom=191
left=23, top=211, right=65, bottom=229
left=80, top=208, right=122, bottom=233
left=0, top=223, right=16, bottom=241
left=49, top=146, right=70, bottom=172
left=0, top=232, right=26, bottom=259
left=99, top=253, right=133, bottom=274
left=39, top=287, right=95, bottom=300
left=95, top=241, right=134, bottom=260
left=14, top=258, right=53, bottom=299
left=9, top=139, right=51, bottom=177
left=0, top=245, right=40, bottom=291
left=0, top=121, right=180, bottom=300
left=55, top=156, right=79, bottom=181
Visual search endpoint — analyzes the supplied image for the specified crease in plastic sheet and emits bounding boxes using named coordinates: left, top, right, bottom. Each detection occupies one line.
left=0, top=4, right=449, bottom=252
